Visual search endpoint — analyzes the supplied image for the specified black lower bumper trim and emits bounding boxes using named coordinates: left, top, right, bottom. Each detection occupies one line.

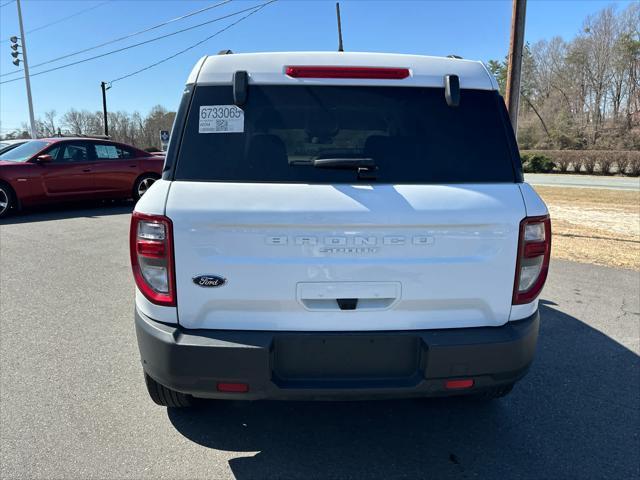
left=135, top=308, right=539, bottom=400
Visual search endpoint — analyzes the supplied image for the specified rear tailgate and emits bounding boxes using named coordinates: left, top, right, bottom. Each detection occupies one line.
left=167, top=182, right=525, bottom=331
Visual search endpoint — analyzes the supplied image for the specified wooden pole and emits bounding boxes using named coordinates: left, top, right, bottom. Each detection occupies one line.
left=336, top=3, right=344, bottom=52
left=505, top=0, right=527, bottom=134
left=100, top=82, right=109, bottom=137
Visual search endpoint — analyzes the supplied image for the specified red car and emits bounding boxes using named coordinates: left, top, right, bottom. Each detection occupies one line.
left=0, top=137, right=164, bottom=218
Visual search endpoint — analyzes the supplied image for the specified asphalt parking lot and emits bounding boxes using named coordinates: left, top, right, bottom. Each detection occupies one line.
left=1, top=202, right=639, bottom=480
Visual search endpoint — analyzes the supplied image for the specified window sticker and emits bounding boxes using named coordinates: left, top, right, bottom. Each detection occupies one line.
left=199, top=105, right=244, bottom=133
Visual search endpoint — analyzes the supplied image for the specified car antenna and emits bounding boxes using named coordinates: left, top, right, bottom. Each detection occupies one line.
left=336, top=2, right=344, bottom=52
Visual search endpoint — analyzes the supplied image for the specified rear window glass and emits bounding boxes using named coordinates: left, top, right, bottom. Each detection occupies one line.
left=93, top=144, right=137, bottom=159
left=95, top=144, right=120, bottom=159
left=175, top=85, right=516, bottom=183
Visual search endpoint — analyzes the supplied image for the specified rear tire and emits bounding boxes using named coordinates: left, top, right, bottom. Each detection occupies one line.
left=144, top=373, right=194, bottom=408
left=0, top=182, right=15, bottom=219
left=133, top=174, right=159, bottom=201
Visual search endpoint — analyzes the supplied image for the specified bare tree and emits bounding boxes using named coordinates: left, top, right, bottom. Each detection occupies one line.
left=489, top=3, right=639, bottom=150
left=39, top=110, right=58, bottom=137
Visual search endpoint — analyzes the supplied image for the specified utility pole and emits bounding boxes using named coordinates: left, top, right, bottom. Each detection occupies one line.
left=505, top=0, right=527, bottom=134
left=336, top=2, right=344, bottom=52
left=100, top=81, right=110, bottom=137
left=15, top=0, right=36, bottom=138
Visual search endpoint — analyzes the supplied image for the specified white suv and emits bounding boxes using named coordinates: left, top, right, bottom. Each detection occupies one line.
left=130, top=52, right=551, bottom=407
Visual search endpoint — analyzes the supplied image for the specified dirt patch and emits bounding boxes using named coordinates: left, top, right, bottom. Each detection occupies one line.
left=534, top=186, right=640, bottom=270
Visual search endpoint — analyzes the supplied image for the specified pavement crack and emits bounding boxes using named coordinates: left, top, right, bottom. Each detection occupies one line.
left=555, top=232, right=640, bottom=244
left=616, top=298, right=640, bottom=322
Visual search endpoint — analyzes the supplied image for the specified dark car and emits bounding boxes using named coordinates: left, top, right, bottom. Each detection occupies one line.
left=0, top=137, right=164, bottom=218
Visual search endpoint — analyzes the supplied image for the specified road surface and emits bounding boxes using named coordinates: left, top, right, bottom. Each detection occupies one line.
left=525, top=173, right=640, bottom=190
left=1, top=203, right=639, bottom=479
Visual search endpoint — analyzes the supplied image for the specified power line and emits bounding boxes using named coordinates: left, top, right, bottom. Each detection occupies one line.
left=29, top=1, right=111, bottom=34
left=0, top=0, right=232, bottom=78
left=0, top=3, right=261, bottom=83
left=0, top=2, right=271, bottom=86
left=0, top=0, right=15, bottom=8
left=0, top=1, right=110, bottom=44
left=109, top=1, right=276, bottom=85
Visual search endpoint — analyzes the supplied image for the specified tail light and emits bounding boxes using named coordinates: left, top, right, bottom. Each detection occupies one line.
left=130, top=212, right=176, bottom=306
left=285, top=66, right=410, bottom=79
left=513, top=215, right=551, bottom=305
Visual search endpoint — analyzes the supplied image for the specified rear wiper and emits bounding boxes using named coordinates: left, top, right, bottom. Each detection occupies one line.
left=312, top=157, right=376, bottom=170
left=313, top=157, right=377, bottom=180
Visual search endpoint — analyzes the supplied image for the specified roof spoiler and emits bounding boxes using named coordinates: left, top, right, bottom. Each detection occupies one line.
left=233, top=71, right=248, bottom=106
left=444, top=74, right=460, bottom=107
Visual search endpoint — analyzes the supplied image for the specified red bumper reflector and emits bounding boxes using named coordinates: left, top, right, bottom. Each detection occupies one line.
left=445, top=379, right=474, bottom=390
left=285, top=66, right=410, bottom=79
left=217, top=382, right=249, bottom=393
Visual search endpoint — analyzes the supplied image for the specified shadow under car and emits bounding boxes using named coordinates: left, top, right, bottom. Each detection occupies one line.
left=167, top=303, right=639, bottom=479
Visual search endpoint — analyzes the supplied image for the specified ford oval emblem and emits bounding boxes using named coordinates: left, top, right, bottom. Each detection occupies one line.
left=193, top=275, right=226, bottom=288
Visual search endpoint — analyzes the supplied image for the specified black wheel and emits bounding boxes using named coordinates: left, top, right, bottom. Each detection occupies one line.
left=133, top=174, right=159, bottom=200
left=144, top=373, right=194, bottom=408
left=0, top=182, right=15, bottom=219
left=474, top=383, right=515, bottom=400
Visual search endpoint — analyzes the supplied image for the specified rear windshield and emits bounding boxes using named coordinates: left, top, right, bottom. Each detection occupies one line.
left=174, top=85, right=517, bottom=183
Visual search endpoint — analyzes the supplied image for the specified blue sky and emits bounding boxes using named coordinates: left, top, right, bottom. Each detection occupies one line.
left=0, top=0, right=634, bottom=133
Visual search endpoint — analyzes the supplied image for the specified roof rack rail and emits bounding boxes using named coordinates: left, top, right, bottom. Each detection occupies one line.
left=52, top=133, right=111, bottom=139
left=218, top=49, right=233, bottom=55
left=447, top=55, right=463, bottom=59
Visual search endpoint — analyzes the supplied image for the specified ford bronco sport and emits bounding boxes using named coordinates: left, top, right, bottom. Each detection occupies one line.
left=131, top=52, right=551, bottom=407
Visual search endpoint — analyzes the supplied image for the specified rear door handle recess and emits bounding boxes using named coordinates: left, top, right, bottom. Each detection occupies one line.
left=82, top=169, right=92, bottom=172
left=297, top=282, right=401, bottom=311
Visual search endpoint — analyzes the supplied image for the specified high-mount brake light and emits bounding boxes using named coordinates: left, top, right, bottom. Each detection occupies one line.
left=130, top=212, right=176, bottom=306
left=513, top=215, right=552, bottom=305
left=285, top=66, right=410, bottom=80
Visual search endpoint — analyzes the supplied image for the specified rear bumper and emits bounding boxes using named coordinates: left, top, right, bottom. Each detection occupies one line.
left=135, top=308, right=539, bottom=400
